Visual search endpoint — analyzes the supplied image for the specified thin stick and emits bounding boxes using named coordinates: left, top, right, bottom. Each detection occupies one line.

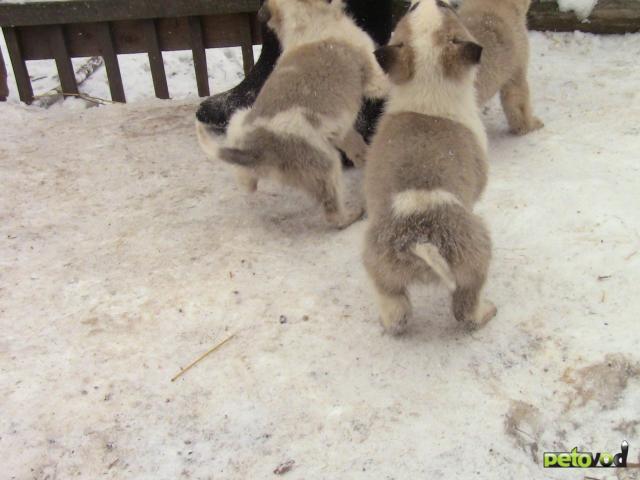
left=33, top=91, right=116, bottom=105
left=34, top=56, right=105, bottom=108
left=171, top=333, right=236, bottom=382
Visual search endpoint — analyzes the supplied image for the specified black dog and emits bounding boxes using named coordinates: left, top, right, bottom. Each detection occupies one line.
left=196, top=0, right=394, bottom=143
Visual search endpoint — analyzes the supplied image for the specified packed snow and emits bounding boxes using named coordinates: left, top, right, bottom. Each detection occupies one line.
left=1, top=31, right=640, bottom=479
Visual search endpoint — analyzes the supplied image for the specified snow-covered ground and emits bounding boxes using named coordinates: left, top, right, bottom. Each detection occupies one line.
left=1, top=31, right=640, bottom=479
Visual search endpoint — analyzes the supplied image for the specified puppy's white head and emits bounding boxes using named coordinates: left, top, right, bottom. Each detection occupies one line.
left=258, top=0, right=345, bottom=47
left=374, top=0, right=482, bottom=86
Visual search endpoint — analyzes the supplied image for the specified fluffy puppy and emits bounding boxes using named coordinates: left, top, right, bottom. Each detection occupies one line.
left=458, top=0, right=543, bottom=134
left=364, top=0, right=497, bottom=334
left=197, top=0, right=389, bottom=228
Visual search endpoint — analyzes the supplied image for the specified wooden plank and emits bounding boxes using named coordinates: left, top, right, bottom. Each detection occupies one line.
left=2, top=0, right=639, bottom=34
left=240, top=13, right=255, bottom=75
left=143, top=19, right=169, bottom=99
left=391, top=0, right=640, bottom=34
left=527, top=0, right=640, bottom=33
left=95, top=22, right=125, bottom=102
left=200, top=13, right=260, bottom=49
left=188, top=16, right=209, bottom=97
left=19, top=15, right=260, bottom=61
left=249, top=12, right=263, bottom=45
left=0, top=0, right=261, bottom=27
left=0, top=42, right=8, bottom=101
left=49, top=25, right=79, bottom=96
left=2, top=27, right=33, bottom=104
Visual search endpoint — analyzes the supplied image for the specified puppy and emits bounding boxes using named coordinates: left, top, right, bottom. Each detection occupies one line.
left=364, top=0, right=497, bottom=335
left=197, top=0, right=389, bottom=228
left=458, top=0, right=543, bottom=134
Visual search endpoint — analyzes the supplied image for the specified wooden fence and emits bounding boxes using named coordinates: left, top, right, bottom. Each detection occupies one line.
left=0, top=0, right=262, bottom=104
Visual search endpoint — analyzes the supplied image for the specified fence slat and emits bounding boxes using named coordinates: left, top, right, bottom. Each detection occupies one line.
left=96, top=22, right=125, bottom=102
left=0, top=42, right=8, bottom=100
left=143, top=19, right=170, bottom=99
left=188, top=16, right=210, bottom=97
left=3, top=27, right=33, bottom=104
left=240, top=13, right=254, bottom=75
left=49, top=25, right=79, bottom=96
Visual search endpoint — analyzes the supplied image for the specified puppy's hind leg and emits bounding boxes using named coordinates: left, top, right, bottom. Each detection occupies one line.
left=364, top=248, right=412, bottom=335
left=449, top=214, right=497, bottom=329
left=500, top=69, right=544, bottom=135
left=335, top=128, right=368, bottom=168
left=376, top=287, right=412, bottom=335
left=308, top=156, right=364, bottom=229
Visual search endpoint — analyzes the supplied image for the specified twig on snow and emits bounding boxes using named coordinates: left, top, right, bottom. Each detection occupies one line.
left=34, top=56, right=106, bottom=108
left=171, top=333, right=236, bottom=382
left=33, top=91, right=116, bottom=106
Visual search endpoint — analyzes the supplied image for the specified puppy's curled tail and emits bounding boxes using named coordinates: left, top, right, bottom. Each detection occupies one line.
left=219, top=147, right=259, bottom=166
left=411, top=243, right=457, bottom=291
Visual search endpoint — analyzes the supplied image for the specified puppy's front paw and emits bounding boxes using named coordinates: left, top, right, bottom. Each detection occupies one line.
left=512, top=117, right=544, bottom=135
left=378, top=292, right=411, bottom=335
left=470, top=299, right=497, bottom=329
left=327, top=207, right=365, bottom=230
left=381, top=312, right=409, bottom=335
left=235, top=170, right=258, bottom=193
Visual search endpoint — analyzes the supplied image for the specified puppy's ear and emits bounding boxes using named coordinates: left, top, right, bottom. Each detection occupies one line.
left=374, top=44, right=414, bottom=84
left=459, top=41, right=482, bottom=64
left=374, top=46, right=399, bottom=74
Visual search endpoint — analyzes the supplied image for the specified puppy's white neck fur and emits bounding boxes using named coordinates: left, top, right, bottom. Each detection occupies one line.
left=277, top=7, right=375, bottom=53
left=389, top=0, right=488, bottom=152
left=385, top=74, right=488, bottom=152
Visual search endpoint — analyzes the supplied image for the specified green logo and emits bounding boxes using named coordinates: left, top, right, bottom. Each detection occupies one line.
left=543, top=441, right=629, bottom=468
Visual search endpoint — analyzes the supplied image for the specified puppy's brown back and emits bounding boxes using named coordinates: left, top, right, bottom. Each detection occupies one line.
left=364, top=112, right=492, bottom=306
left=248, top=40, right=368, bottom=121
left=365, top=112, right=488, bottom=221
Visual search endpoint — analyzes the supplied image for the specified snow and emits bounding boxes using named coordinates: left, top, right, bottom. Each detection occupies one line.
left=557, top=0, right=599, bottom=20
left=1, top=31, right=640, bottom=479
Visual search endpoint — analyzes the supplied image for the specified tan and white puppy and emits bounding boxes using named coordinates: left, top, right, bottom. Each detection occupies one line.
left=364, top=0, right=497, bottom=335
left=197, top=0, right=389, bottom=228
left=458, top=0, right=543, bottom=134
